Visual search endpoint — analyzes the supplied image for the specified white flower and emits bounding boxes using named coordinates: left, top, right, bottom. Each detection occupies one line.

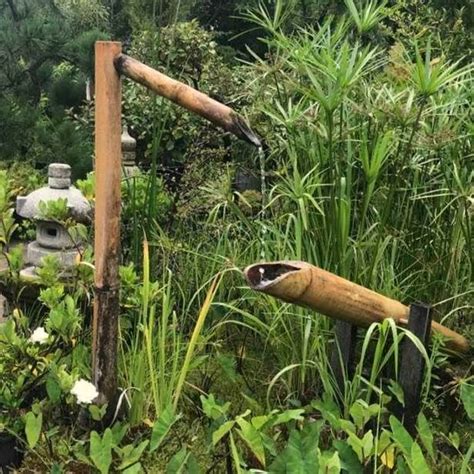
left=71, top=379, right=99, bottom=404
left=29, top=327, right=49, bottom=344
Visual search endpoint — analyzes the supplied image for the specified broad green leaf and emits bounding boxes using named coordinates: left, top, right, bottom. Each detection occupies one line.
left=272, top=409, right=305, bottom=426
left=312, top=398, right=341, bottom=430
left=269, top=429, right=319, bottom=473
left=149, top=405, right=181, bottom=453
left=388, top=380, right=405, bottom=406
left=346, top=432, right=364, bottom=462
left=200, top=394, right=231, bottom=420
left=389, top=416, right=413, bottom=457
left=118, top=440, right=149, bottom=470
left=252, top=414, right=274, bottom=430
left=416, top=413, right=434, bottom=460
left=380, top=445, right=395, bottom=469
left=166, top=448, right=189, bottom=474
left=50, top=464, right=63, bottom=474
left=89, top=404, right=108, bottom=422
left=90, top=429, right=113, bottom=474
left=361, top=430, right=374, bottom=458
left=111, top=421, right=128, bottom=446
left=449, top=431, right=460, bottom=449
left=165, top=448, right=200, bottom=474
left=409, top=442, right=432, bottom=474
left=236, top=417, right=266, bottom=467
left=333, top=440, right=363, bottom=474
left=340, top=419, right=356, bottom=434
left=122, top=463, right=143, bottom=474
left=46, top=375, right=61, bottom=403
left=25, top=411, right=42, bottom=449
left=349, top=400, right=368, bottom=429
left=460, top=383, right=474, bottom=420
left=212, top=420, right=235, bottom=446
left=319, top=450, right=341, bottom=473
left=229, top=433, right=243, bottom=474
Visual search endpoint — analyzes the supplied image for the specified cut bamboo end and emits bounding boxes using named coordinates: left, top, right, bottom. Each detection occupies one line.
left=114, top=54, right=261, bottom=147
left=244, top=261, right=470, bottom=354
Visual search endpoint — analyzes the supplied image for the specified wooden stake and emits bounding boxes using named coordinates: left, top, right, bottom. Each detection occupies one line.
left=395, top=303, right=432, bottom=434
left=93, top=41, right=122, bottom=404
left=330, top=321, right=358, bottom=399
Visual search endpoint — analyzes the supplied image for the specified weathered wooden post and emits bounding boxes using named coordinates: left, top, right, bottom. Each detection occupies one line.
left=92, top=42, right=260, bottom=406
left=93, top=41, right=122, bottom=404
left=395, top=303, right=432, bottom=434
left=330, top=321, right=358, bottom=396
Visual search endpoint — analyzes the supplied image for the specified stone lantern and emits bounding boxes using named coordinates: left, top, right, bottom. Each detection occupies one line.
left=121, top=125, right=139, bottom=176
left=16, top=163, right=91, bottom=279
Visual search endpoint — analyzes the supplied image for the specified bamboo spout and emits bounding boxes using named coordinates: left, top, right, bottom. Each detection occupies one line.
left=244, top=261, right=470, bottom=354
left=114, top=54, right=261, bottom=147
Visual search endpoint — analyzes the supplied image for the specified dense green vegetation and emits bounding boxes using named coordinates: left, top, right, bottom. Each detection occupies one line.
left=0, top=0, right=473, bottom=472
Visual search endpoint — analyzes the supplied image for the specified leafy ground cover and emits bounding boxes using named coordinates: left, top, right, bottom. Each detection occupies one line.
left=0, top=0, right=473, bottom=472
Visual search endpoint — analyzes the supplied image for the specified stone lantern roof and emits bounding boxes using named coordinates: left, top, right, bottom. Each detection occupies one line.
left=16, top=163, right=91, bottom=223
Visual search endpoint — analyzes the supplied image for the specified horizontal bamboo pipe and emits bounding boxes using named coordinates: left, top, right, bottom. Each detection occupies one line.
left=244, top=261, right=470, bottom=354
left=114, top=54, right=261, bottom=147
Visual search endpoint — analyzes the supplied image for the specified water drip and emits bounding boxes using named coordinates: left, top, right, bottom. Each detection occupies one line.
left=258, top=147, right=267, bottom=261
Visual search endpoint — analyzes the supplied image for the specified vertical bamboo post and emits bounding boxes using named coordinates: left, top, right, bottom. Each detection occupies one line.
left=93, top=41, right=122, bottom=404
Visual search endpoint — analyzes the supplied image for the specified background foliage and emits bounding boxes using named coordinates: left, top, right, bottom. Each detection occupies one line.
left=0, top=0, right=472, bottom=472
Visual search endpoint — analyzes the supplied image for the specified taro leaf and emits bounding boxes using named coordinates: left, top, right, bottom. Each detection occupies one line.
left=269, top=429, right=319, bottom=473
left=409, top=442, right=432, bottom=474
left=46, top=375, right=61, bottom=403
left=350, top=400, right=369, bottom=430
left=272, top=409, right=305, bottom=426
left=200, top=394, right=231, bottom=420
left=346, top=432, right=364, bottom=462
left=319, top=451, right=341, bottom=474
left=252, top=414, right=275, bottom=431
left=449, top=432, right=460, bottom=449
left=388, top=380, right=405, bottom=406
left=395, top=455, right=412, bottom=474
left=117, top=440, right=149, bottom=470
left=89, top=404, right=108, bottom=422
left=311, top=397, right=341, bottom=430
left=166, top=449, right=188, bottom=474
left=333, top=440, right=363, bottom=473
left=416, top=413, right=434, bottom=460
left=150, top=405, right=181, bottom=453
left=230, top=432, right=244, bottom=474
left=122, top=463, right=143, bottom=474
left=361, top=430, right=374, bottom=458
left=111, top=421, right=128, bottom=446
left=380, top=445, right=395, bottom=470
left=236, top=417, right=266, bottom=467
left=25, top=410, right=42, bottom=449
left=389, top=416, right=413, bottom=457
left=460, top=383, right=474, bottom=420
left=212, top=420, right=235, bottom=446
left=90, top=429, right=113, bottom=474
left=216, top=353, right=238, bottom=383
left=50, top=464, right=63, bottom=474
left=166, top=448, right=200, bottom=474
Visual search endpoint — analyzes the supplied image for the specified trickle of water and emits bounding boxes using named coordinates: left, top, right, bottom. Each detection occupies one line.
left=258, top=146, right=267, bottom=262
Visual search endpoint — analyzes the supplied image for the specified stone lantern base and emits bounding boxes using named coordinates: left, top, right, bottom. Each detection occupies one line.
left=19, top=242, right=81, bottom=280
